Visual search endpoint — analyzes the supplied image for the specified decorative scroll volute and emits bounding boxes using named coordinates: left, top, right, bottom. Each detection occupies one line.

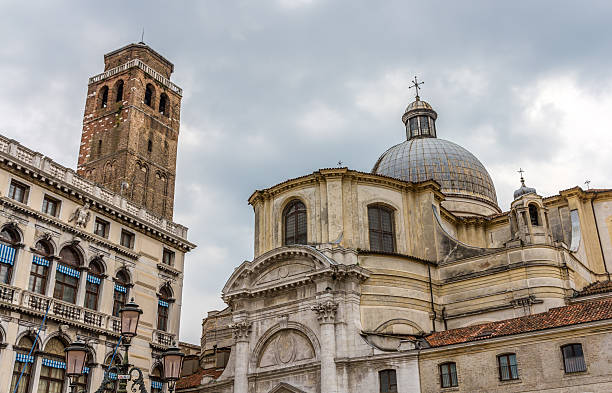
left=229, top=321, right=252, bottom=341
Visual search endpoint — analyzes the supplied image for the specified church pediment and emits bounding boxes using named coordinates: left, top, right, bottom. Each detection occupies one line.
left=252, top=259, right=314, bottom=288
left=268, top=383, right=308, bottom=393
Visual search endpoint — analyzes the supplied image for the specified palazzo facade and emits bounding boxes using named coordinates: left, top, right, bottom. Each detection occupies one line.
left=177, top=95, right=612, bottom=393
left=0, top=43, right=194, bottom=393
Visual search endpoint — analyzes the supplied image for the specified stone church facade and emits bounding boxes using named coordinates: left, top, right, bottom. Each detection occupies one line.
left=0, top=43, right=194, bottom=392
left=177, top=94, right=612, bottom=392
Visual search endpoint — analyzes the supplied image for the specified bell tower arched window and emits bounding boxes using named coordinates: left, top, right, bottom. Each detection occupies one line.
left=159, top=93, right=169, bottom=116
left=100, top=86, right=109, bottom=109
left=145, top=84, right=155, bottom=107
left=115, top=80, right=124, bottom=102
left=368, top=205, right=396, bottom=252
left=54, top=246, right=82, bottom=304
left=158, top=285, right=172, bottom=332
left=283, top=200, right=307, bottom=245
left=528, top=204, right=540, bottom=226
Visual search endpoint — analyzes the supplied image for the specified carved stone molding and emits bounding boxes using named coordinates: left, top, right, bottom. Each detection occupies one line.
left=311, top=300, right=338, bottom=323
left=229, top=321, right=251, bottom=341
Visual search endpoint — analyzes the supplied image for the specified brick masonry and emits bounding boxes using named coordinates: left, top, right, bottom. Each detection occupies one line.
left=77, top=43, right=181, bottom=220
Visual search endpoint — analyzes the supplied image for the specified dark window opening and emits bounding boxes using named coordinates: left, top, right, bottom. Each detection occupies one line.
left=368, top=205, right=395, bottom=252
left=148, top=139, right=153, bottom=153
left=498, top=353, right=519, bottom=380
left=159, top=93, right=169, bottom=116
left=94, top=217, right=110, bottom=238
left=42, top=195, right=60, bottom=217
left=419, top=116, right=430, bottom=135
left=162, top=248, right=175, bottom=266
left=0, top=226, right=19, bottom=285
left=98, top=139, right=103, bottom=156
left=100, top=86, right=109, bottom=108
left=379, top=369, right=397, bottom=392
left=85, top=260, right=103, bottom=310
left=440, top=362, right=458, bottom=388
left=145, top=84, right=154, bottom=107
left=9, top=180, right=29, bottom=203
left=115, top=80, right=124, bottom=102
left=29, top=240, right=52, bottom=295
left=120, top=229, right=135, bottom=249
left=283, top=200, right=307, bottom=245
left=529, top=204, right=540, bottom=226
left=409, top=117, right=419, bottom=137
left=562, top=344, right=587, bottom=373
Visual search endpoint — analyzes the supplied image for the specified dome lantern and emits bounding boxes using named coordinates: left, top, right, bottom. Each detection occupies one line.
left=402, top=77, right=438, bottom=140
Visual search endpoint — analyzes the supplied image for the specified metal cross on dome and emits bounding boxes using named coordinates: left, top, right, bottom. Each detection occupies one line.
left=409, top=76, right=424, bottom=100
left=518, top=168, right=526, bottom=186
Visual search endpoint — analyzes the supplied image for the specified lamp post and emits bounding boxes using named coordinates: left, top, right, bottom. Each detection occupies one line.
left=65, top=298, right=184, bottom=393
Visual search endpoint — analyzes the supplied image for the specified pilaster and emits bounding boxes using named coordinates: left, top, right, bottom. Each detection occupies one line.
left=312, top=299, right=338, bottom=393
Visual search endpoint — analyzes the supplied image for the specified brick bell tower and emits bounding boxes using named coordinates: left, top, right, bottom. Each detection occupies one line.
left=78, top=42, right=182, bottom=220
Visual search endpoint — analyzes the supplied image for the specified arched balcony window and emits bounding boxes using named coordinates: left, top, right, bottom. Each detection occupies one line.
left=39, top=337, right=67, bottom=393
left=10, top=335, right=38, bottom=393
left=115, top=80, right=124, bottom=102
left=29, top=240, right=52, bottom=294
left=112, top=270, right=130, bottom=317
left=157, top=285, right=172, bottom=332
left=100, top=86, right=109, bottom=109
left=85, top=260, right=104, bottom=310
left=368, top=205, right=396, bottom=252
left=151, top=365, right=164, bottom=393
left=145, top=84, right=155, bottom=107
left=528, top=204, right=540, bottom=226
left=54, top=246, right=82, bottom=304
left=283, top=200, right=307, bottom=245
left=0, top=226, right=20, bottom=284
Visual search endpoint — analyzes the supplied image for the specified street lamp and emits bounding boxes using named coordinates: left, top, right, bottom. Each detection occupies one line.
left=120, top=298, right=142, bottom=338
left=162, top=342, right=185, bottom=393
left=65, top=340, right=88, bottom=393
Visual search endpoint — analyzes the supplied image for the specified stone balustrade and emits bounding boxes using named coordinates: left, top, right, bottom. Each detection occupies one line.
left=0, top=135, right=189, bottom=240
left=88, top=58, right=183, bottom=96
left=153, top=329, right=176, bottom=346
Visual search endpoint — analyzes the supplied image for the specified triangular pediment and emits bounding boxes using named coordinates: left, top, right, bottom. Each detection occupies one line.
left=268, top=382, right=308, bottom=393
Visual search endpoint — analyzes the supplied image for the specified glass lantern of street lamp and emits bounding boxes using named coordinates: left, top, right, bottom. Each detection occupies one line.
left=162, top=343, right=185, bottom=382
left=119, top=298, right=143, bottom=338
left=64, top=340, right=88, bottom=377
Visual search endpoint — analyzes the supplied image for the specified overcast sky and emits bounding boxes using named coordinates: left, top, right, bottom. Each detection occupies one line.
left=1, top=1, right=611, bottom=343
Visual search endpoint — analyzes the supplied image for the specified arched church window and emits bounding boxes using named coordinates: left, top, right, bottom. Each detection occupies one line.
left=528, top=204, right=540, bottom=226
left=29, top=240, right=52, bottom=294
left=54, top=246, right=82, bottom=304
left=100, top=86, right=109, bottom=108
left=0, top=226, right=19, bottom=284
left=159, top=93, right=169, bottom=116
left=115, top=80, right=124, bottom=102
left=283, top=200, right=307, bottom=245
left=145, top=84, right=155, bottom=107
left=368, top=205, right=395, bottom=253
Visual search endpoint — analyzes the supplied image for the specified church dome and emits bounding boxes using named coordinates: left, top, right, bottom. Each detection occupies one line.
left=372, top=90, right=499, bottom=213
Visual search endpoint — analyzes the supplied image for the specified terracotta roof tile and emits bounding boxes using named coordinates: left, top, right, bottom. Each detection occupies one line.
left=176, top=368, right=224, bottom=390
left=575, top=281, right=612, bottom=297
left=426, top=298, right=612, bottom=347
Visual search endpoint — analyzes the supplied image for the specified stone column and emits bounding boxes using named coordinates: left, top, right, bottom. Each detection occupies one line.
left=312, top=300, right=338, bottom=393
left=230, top=321, right=251, bottom=393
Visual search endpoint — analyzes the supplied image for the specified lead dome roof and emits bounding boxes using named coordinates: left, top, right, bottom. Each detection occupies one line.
left=371, top=97, right=499, bottom=207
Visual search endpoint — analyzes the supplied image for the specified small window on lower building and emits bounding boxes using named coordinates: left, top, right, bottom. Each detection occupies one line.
left=440, top=362, right=458, bottom=388
left=162, top=248, right=175, bottom=266
left=42, top=195, right=61, bottom=217
left=9, top=180, right=29, bottom=204
left=498, top=353, right=519, bottom=380
left=379, top=369, right=397, bottom=392
left=120, top=229, right=135, bottom=249
left=562, top=344, right=587, bottom=373
left=94, top=217, right=110, bottom=238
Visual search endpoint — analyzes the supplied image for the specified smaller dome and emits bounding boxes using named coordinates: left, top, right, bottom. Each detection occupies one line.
left=405, top=99, right=433, bottom=112
left=513, top=177, right=537, bottom=200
